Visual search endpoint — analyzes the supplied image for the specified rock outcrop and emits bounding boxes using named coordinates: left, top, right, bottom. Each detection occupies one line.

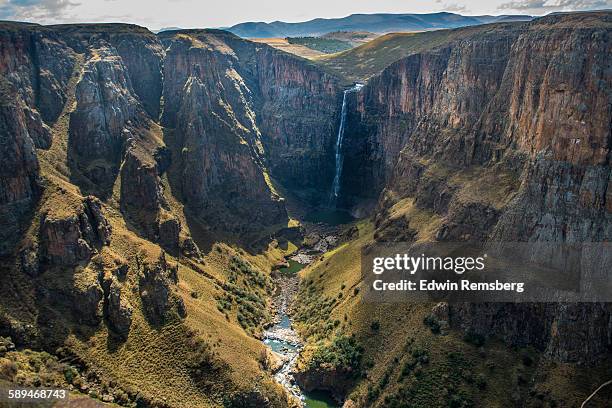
left=119, top=145, right=182, bottom=252
left=120, top=147, right=166, bottom=232
left=138, top=252, right=186, bottom=323
left=72, top=266, right=105, bottom=326
left=55, top=24, right=164, bottom=119
left=0, top=23, right=75, bottom=125
left=158, top=216, right=181, bottom=253
left=39, top=196, right=111, bottom=268
left=102, top=277, right=133, bottom=339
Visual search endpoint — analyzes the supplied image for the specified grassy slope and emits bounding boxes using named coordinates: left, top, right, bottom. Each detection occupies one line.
left=250, top=38, right=325, bottom=59
left=254, top=32, right=377, bottom=61
left=2, top=179, right=291, bottom=407
left=314, top=22, right=522, bottom=83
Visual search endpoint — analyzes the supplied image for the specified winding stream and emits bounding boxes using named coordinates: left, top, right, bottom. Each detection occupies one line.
left=263, top=263, right=338, bottom=407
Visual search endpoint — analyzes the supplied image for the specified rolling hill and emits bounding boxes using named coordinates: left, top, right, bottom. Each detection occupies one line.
left=314, top=22, right=525, bottom=82
left=227, top=12, right=532, bottom=38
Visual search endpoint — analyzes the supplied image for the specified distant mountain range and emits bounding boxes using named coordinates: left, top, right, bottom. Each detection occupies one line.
left=225, top=12, right=533, bottom=38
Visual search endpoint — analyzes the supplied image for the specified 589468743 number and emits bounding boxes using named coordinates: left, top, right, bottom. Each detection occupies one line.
left=3, top=387, right=68, bottom=401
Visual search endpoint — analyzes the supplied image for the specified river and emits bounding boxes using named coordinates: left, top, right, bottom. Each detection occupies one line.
left=263, top=263, right=339, bottom=408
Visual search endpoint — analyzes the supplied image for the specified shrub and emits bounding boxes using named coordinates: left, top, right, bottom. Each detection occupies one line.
left=400, top=360, right=415, bottom=378
left=308, top=336, right=363, bottom=376
left=370, top=320, right=380, bottom=332
left=475, top=373, right=487, bottom=390
left=423, top=314, right=441, bottom=334
left=449, top=393, right=473, bottom=408
left=63, top=367, right=77, bottom=384
left=0, top=358, right=17, bottom=379
left=366, top=385, right=380, bottom=402
left=410, top=347, right=428, bottom=359
left=522, top=353, right=534, bottom=367
left=463, top=330, right=485, bottom=347
left=378, top=371, right=390, bottom=389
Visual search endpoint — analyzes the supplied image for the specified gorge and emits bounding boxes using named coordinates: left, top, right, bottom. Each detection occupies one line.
left=0, top=10, right=610, bottom=408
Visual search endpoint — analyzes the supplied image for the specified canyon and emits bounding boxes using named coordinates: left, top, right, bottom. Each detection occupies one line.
left=0, top=10, right=610, bottom=408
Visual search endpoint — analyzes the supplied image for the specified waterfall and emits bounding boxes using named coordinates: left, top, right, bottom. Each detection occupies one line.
left=329, top=83, right=364, bottom=206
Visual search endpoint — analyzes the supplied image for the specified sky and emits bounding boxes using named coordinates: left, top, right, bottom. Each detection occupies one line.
left=0, top=0, right=610, bottom=30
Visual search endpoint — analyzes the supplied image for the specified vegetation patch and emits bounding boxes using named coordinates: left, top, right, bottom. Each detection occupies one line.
left=307, top=335, right=364, bottom=379
left=287, top=37, right=353, bottom=54
left=215, top=255, right=274, bottom=335
left=423, top=314, right=441, bottom=334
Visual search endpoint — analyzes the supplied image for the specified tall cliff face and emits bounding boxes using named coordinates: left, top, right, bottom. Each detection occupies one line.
left=160, top=31, right=287, bottom=230
left=254, top=46, right=341, bottom=195
left=0, top=24, right=75, bottom=126
left=160, top=29, right=342, bottom=230
left=0, top=24, right=78, bottom=256
left=342, top=12, right=611, bottom=363
left=0, top=81, right=41, bottom=255
left=340, top=23, right=523, bottom=205
left=68, top=42, right=147, bottom=194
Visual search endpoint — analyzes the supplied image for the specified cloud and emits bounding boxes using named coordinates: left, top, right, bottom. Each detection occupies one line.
left=444, top=3, right=468, bottom=12
left=499, top=0, right=611, bottom=12
left=434, top=0, right=468, bottom=13
left=0, top=0, right=79, bottom=22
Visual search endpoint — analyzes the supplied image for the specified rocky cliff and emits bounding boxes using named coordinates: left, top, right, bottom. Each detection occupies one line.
left=160, top=31, right=286, bottom=230
left=0, top=23, right=75, bottom=126
left=160, top=29, right=342, bottom=217
left=340, top=12, right=611, bottom=364
left=340, top=22, right=523, bottom=204
left=53, top=24, right=164, bottom=119
left=254, top=45, right=341, bottom=195
left=0, top=81, right=42, bottom=255
left=67, top=41, right=148, bottom=194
